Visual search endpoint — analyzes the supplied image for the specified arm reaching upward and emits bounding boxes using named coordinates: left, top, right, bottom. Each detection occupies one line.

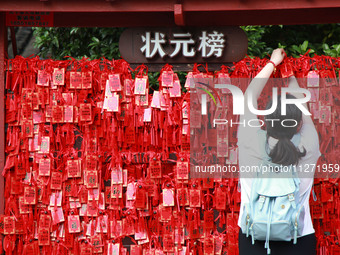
left=245, top=48, right=286, bottom=107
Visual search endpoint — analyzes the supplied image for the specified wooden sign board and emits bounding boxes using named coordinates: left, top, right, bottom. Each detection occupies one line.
left=6, top=12, right=54, bottom=27
left=119, top=26, right=248, bottom=70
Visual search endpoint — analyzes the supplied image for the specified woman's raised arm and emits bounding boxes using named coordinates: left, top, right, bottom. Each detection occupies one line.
left=244, top=48, right=286, bottom=106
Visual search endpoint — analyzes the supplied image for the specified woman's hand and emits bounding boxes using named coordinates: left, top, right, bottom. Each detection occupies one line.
left=270, top=48, right=286, bottom=66
left=245, top=48, right=286, bottom=104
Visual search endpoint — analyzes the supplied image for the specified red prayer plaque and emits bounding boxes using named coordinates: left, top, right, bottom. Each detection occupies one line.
left=38, top=228, right=50, bottom=246
left=4, top=216, right=15, bottom=235
left=79, top=103, right=92, bottom=122
left=108, top=74, right=122, bottom=91
left=189, top=189, right=201, bottom=207
left=52, top=68, right=65, bottom=85
left=37, top=70, right=50, bottom=86
left=70, top=72, right=82, bottom=89
left=39, top=157, right=51, bottom=176
left=68, top=215, right=81, bottom=233
left=24, top=186, right=37, bottom=205
left=82, top=72, right=92, bottom=89
left=50, top=172, right=63, bottom=190
left=85, top=170, right=98, bottom=189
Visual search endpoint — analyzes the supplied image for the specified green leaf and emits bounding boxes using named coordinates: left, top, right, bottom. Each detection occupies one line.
left=335, top=44, right=340, bottom=52
left=323, top=43, right=330, bottom=50
left=92, top=37, right=100, bottom=44
left=301, top=40, right=308, bottom=52
left=52, top=37, right=59, bottom=48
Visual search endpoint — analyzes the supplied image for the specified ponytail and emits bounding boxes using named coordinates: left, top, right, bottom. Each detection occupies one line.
left=265, top=93, right=306, bottom=166
left=267, top=136, right=306, bottom=166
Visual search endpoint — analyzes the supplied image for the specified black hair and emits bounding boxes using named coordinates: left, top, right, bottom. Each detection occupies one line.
left=265, top=94, right=306, bottom=166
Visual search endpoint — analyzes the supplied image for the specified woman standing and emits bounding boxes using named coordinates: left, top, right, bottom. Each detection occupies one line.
left=237, top=49, right=320, bottom=255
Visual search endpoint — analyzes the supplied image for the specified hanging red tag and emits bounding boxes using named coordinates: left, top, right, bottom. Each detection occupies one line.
left=39, top=157, right=51, bottom=176
left=37, top=70, right=50, bottom=86
left=106, top=94, right=120, bottom=112
left=53, top=68, right=65, bottom=85
left=225, top=148, right=238, bottom=165
left=151, top=91, right=161, bottom=108
left=107, top=243, right=120, bottom=255
left=50, top=171, right=63, bottom=190
left=307, top=71, right=319, bottom=87
left=32, top=93, right=39, bottom=110
left=177, top=161, right=189, bottom=180
left=86, top=202, right=98, bottom=217
left=84, top=170, right=98, bottom=189
left=79, top=103, right=92, bottom=122
left=23, top=120, right=34, bottom=138
left=204, top=237, right=215, bottom=255
left=15, top=216, right=24, bottom=235
left=189, top=189, right=201, bottom=207
left=111, top=184, right=123, bottom=199
left=163, top=188, right=175, bottom=207
left=309, top=88, right=319, bottom=103
left=134, top=77, right=147, bottom=95
left=52, top=105, right=64, bottom=123
left=39, top=136, right=50, bottom=154
left=125, top=126, right=135, bottom=144
left=217, top=127, right=229, bottom=158
left=163, top=234, right=175, bottom=253
left=319, top=105, right=331, bottom=125
left=124, top=79, right=133, bottom=96
left=64, top=105, right=74, bottom=123
left=130, top=245, right=142, bottom=255
left=215, top=188, right=227, bottom=210
left=280, top=63, right=294, bottom=78
left=38, top=228, right=50, bottom=246
left=68, top=215, right=81, bottom=233
left=67, top=159, right=81, bottom=178
left=321, top=182, right=333, bottom=203
left=135, top=186, right=146, bottom=209
left=24, top=185, right=37, bottom=205
left=39, top=213, right=51, bottom=230
left=19, top=196, right=30, bottom=214
left=204, top=210, right=214, bottom=230
left=22, top=103, right=33, bottom=120
left=3, top=216, right=15, bottom=235
left=177, top=188, right=189, bottom=206
left=149, top=159, right=162, bottom=179
left=320, top=87, right=333, bottom=106
left=320, top=69, right=337, bottom=86
left=143, top=108, right=152, bottom=122
left=70, top=72, right=82, bottom=89
left=108, top=74, right=122, bottom=91
left=162, top=71, right=174, bottom=87
left=80, top=243, right=93, bottom=255
left=312, top=204, right=324, bottom=219
left=82, top=72, right=92, bottom=89
left=91, top=235, right=103, bottom=254
left=169, top=79, right=181, bottom=98
left=85, top=155, right=97, bottom=171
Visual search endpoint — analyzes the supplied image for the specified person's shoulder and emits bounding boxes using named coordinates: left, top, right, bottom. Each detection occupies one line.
left=298, top=123, right=320, bottom=153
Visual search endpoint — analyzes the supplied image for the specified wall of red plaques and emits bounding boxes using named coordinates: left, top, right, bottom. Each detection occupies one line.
left=1, top=55, right=340, bottom=254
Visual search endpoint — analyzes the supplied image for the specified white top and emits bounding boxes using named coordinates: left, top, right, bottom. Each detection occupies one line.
left=237, top=110, right=321, bottom=237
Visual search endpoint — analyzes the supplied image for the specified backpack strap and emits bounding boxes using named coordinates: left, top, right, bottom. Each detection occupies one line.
left=264, top=198, right=274, bottom=254
left=288, top=193, right=296, bottom=209
left=259, top=195, right=266, bottom=211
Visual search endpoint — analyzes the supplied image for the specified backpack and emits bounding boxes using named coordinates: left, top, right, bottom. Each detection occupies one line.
left=240, top=134, right=305, bottom=254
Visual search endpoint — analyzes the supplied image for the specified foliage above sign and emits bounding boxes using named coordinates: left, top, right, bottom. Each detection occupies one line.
left=119, top=27, right=248, bottom=64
